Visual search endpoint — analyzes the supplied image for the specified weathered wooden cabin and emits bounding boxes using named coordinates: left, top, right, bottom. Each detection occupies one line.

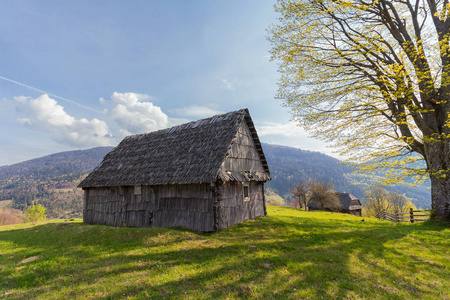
left=78, top=109, right=270, bottom=231
left=308, top=192, right=363, bottom=216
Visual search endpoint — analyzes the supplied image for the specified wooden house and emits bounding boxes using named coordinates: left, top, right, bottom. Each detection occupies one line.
left=308, top=192, right=362, bottom=216
left=78, top=109, right=270, bottom=231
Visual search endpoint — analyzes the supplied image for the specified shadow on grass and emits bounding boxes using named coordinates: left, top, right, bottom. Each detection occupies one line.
left=0, top=208, right=449, bottom=299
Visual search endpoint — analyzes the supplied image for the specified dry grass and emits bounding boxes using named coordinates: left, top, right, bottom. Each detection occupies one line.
left=0, top=209, right=22, bottom=226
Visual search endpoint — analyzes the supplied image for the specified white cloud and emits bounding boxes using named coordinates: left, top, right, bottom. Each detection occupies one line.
left=15, top=94, right=112, bottom=148
left=256, top=121, right=343, bottom=159
left=170, top=106, right=222, bottom=118
left=116, top=129, right=132, bottom=140
left=101, top=92, right=169, bottom=134
left=256, top=121, right=308, bottom=137
left=220, top=78, right=235, bottom=91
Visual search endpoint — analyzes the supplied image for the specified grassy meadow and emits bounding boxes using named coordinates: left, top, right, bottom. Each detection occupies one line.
left=0, top=206, right=449, bottom=299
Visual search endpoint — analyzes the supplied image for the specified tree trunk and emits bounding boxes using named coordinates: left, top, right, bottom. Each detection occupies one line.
left=426, top=142, right=450, bottom=219
left=430, top=175, right=450, bottom=219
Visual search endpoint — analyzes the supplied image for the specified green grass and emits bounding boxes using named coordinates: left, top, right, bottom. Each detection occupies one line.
left=265, top=189, right=286, bottom=206
left=0, top=207, right=449, bottom=299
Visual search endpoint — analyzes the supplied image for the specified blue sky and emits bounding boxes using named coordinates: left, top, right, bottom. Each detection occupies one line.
left=0, top=0, right=331, bottom=166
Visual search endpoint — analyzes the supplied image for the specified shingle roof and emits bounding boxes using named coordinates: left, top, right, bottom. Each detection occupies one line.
left=339, top=193, right=362, bottom=210
left=79, top=109, right=269, bottom=187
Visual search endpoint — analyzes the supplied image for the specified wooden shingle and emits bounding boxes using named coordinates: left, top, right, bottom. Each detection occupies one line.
left=79, top=108, right=270, bottom=188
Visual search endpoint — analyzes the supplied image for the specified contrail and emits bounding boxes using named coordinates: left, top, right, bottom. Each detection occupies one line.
left=0, top=75, right=102, bottom=113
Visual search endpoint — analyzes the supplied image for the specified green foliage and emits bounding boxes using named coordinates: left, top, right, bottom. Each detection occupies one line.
left=264, top=143, right=430, bottom=208
left=364, top=185, right=391, bottom=217
left=0, top=208, right=449, bottom=299
left=269, top=0, right=449, bottom=177
left=404, top=199, right=417, bottom=212
left=269, top=0, right=450, bottom=217
left=346, top=172, right=431, bottom=209
left=24, top=204, right=47, bottom=226
left=364, top=185, right=417, bottom=217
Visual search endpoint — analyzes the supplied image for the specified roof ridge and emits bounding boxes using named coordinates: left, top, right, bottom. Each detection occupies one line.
left=122, top=108, right=249, bottom=141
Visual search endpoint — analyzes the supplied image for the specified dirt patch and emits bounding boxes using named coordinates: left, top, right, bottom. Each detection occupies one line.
left=56, top=223, right=69, bottom=229
left=262, top=262, right=274, bottom=269
left=19, top=255, right=42, bottom=264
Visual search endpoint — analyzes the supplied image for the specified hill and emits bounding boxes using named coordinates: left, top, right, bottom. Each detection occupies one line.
left=0, top=207, right=449, bottom=299
left=0, top=147, right=113, bottom=218
left=263, top=143, right=431, bottom=208
left=263, top=144, right=362, bottom=198
left=0, top=144, right=432, bottom=219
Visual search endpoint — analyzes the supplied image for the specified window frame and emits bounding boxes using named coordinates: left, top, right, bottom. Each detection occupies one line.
left=243, top=183, right=250, bottom=202
left=134, top=185, right=142, bottom=195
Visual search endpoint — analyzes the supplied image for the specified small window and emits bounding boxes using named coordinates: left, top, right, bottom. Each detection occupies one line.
left=134, top=185, right=142, bottom=195
left=243, top=184, right=250, bottom=201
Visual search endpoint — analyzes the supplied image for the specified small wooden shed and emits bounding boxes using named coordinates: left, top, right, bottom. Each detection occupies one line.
left=78, top=109, right=270, bottom=231
left=308, top=192, right=362, bottom=216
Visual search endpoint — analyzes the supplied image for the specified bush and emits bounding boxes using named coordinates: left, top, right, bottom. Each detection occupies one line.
left=25, top=204, right=47, bottom=226
left=0, top=209, right=23, bottom=226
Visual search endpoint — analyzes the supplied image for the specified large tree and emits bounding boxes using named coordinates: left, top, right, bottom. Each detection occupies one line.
left=307, top=180, right=341, bottom=210
left=364, top=184, right=391, bottom=217
left=269, top=0, right=450, bottom=218
left=289, top=182, right=308, bottom=209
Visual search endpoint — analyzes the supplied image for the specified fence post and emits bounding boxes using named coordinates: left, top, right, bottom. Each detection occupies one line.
left=410, top=207, right=414, bottom=223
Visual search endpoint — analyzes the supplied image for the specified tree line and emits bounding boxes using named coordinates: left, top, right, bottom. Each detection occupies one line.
left=289, top=180, right=341, bottom=211
left=363, top=184, right=416, bottom=218
left=289, top=180, right=416, bottom=218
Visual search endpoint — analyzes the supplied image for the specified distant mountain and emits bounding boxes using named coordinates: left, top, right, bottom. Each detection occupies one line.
left=0, top=143, right=431, bottom=219
left=0, top=147, right=113, bottom=218
left=262, top=143, right=431, bottom=208
left=263, top=143, right=362, bottom=198
left=0, top=147, right=113, bottom=182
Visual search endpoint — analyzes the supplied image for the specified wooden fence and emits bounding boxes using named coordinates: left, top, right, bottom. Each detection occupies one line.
left=376, top=208, right=431, bottom=223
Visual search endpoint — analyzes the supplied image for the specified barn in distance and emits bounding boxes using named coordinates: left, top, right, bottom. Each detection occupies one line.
left=78, top=109, right=270, bottom=231
left=308, top=192, right=363, bottom=216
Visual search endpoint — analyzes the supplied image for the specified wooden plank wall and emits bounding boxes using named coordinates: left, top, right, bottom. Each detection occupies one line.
left=84, top=183, right=215, bottom=231
left=153, top=183, right=214, bottom=232
left=218, top=181, right=265, bottom=229
left=125, top=185, right=154, bottom=227
left=84, top=186, right=129, bottom=226
left=83, top=181, right=265, bottom=232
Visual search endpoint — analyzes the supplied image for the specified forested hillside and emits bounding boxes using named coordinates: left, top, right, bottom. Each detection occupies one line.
left=263, top=144, right=363, bottom=198
left=0, top=147, right=113, bottom=218
left=0, top=144, right=432, bottom=219
left=262, top=143, right=431, bottom=208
